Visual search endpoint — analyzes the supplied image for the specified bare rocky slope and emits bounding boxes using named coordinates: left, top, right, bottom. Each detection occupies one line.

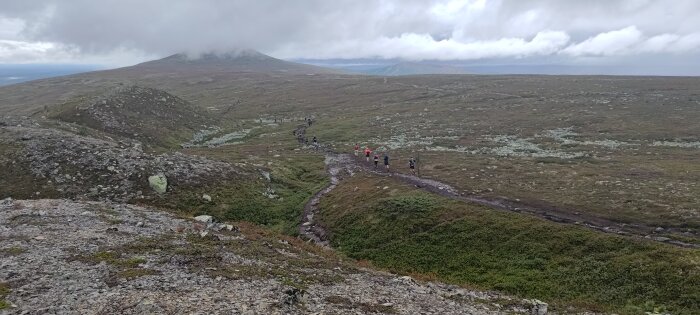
left=0, top=116, right=241, bottom=202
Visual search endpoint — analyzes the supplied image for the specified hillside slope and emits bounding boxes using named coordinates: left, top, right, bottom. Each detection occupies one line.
left=48, top=85, right=213, bottom=149
left=0, top=50, right=346, bottom=116
left=0, top=198, right=541, bottom=314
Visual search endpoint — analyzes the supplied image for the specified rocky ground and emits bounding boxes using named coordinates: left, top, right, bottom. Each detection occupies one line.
left=50, top=85, right=213, bottom=149
left=0, top=198, right=547, bottom=314
left=1, top=116, right=242, bottom=202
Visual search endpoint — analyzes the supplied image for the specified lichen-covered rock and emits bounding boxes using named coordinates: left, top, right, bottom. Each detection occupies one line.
left=193, top=215, right=213, bottom=223
left=148, top=174, right=168, bottom=193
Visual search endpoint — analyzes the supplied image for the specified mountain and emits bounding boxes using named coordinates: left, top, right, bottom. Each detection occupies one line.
left=365, top=62, right=470, bottom=76
left=128, top=50, right=342, bottom=75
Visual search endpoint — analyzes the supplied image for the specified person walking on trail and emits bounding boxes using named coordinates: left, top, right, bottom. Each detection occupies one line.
left=354, top=143, right=360, bottom=156
left=312, top=136, right=318, bottom=150
left=373, top=154, right=379, bottom=168
left=364, top=147, right=372, bottom=162
left=409, top=157, right=416, bottom=175
left=383, top=154, right=390, bottom=170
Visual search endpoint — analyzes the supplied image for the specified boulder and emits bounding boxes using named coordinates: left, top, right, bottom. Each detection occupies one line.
left=202, top=194, right=212, bottom=202
left=148, top=174, right=168, bottom=193
left=194, top=215, right=213, bottom=224
left=529, top=299, right=548, bottom=315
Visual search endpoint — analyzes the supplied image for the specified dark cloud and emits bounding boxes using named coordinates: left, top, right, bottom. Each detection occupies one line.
left=0, top=0, right=698, bottom=66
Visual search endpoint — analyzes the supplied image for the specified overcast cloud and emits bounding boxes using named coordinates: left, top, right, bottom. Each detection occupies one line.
left=0, top=0, right=699, bottom=67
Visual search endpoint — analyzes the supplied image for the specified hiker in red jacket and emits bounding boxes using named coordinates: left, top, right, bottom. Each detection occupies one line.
left=364, top=147, right=372, bottom=162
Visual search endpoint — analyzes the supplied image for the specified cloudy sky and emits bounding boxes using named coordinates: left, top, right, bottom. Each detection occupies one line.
left=1, top=0, right=699, bottom=70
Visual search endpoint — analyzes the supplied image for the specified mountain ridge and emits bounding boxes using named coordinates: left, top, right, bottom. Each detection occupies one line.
left=130, top=49, right=343, bottom=75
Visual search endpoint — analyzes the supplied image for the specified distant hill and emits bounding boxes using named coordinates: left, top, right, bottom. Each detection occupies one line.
left=365, top=62, right=470, bottom=76
left=0, top=64, right=101, bottom=86
left=49, top=85, right=213, bottom=149
left=0, top=50, right=345, bottom=116
left=130, top=50, right=342, bottom=75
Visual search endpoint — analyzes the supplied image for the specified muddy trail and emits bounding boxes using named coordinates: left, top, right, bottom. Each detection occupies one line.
left=296, top=123, right=699, bottom=249
left=299, top=153, right=357, bottom=247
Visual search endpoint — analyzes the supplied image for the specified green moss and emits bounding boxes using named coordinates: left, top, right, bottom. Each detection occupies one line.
left=115, top=268, right=160, bottom=279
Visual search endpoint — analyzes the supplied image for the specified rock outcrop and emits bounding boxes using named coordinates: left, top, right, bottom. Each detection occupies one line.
left=0, top=116, right=241, bottom=202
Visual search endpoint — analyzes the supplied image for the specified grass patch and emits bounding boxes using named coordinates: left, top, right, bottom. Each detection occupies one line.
left=0, top=247, right=26, bottom=257
left=318, top=174, right=700, bottom=315
left=171, top=132, right=328, bottom=234
left=0, top=282, right=10, bottom=310
left=113, top=268, right=160, bottom=279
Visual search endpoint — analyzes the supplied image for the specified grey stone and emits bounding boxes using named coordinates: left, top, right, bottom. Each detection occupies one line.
left=194, top=215, right=213, bottom=224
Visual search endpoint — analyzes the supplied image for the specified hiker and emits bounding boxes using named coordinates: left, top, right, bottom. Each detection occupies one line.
left=364, top=147, right=372, bottom=162
left=307, top=118, right=312, bottom=126
left=409, top=157, right=416, bottom=175
left=354, top=143, right=360, bottom=156
left=312, top=136, right=318, bottom=150
left=373, top=154, right=379, bottom=168
left=384, top=154, right=390, bottom=170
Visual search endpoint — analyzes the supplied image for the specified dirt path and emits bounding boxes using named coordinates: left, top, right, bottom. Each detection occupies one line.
left=297, top=124, right=698, bottom=249
left=299, top=153, right=357, bottom=247
left=353, top=155, right=698, bottom=248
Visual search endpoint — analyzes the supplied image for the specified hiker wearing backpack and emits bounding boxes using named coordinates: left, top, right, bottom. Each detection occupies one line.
left=354, top=143, right=360, bottom=156
left=384, top=154, right=390, bottom=170
left=409, top=157, right=416, bottom=175
left=364, top=147, right=372, bottom=162
left=373, top=154, right=379, bottom=168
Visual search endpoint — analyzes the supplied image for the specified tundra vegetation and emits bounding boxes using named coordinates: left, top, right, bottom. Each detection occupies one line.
left=0, top=54, right=698, bottom=314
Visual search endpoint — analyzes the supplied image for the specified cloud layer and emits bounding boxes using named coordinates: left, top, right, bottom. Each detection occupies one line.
left=0, top=0, right=699, bottom=66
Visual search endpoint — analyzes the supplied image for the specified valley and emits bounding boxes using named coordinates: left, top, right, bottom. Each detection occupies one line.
left=1, top=52, right=699, bottom=314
